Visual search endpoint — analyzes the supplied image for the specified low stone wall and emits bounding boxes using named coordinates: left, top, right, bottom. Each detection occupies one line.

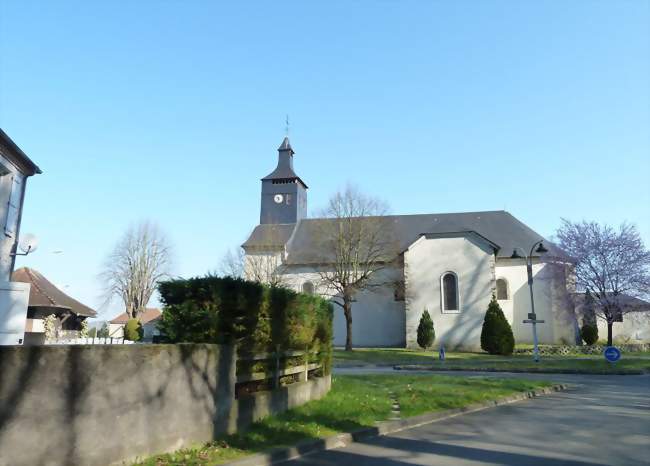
left=0, top=344, right=331, bottom=466
left=513, top=343, right=650, bottom=355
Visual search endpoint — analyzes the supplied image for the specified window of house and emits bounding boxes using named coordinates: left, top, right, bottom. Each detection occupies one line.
left=496, top=278, right=509, bottom=300
left=394, top=280, right=405, bottom=301
left=441, top=272, right=459, bottom=312
left=301, top=281, right=314, bottom=294
left=4, top=175, right=21, bottom=237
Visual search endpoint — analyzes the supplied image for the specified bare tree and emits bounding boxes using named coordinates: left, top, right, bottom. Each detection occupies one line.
left=556, top=219, right=650, bottom=346
left=218, top=246, right=245, bottom=278
left=315, top=185, right=395, bottom=351
left=101, top=221, right=172, bottom=320
left=244, top=252, right=288, bottom=287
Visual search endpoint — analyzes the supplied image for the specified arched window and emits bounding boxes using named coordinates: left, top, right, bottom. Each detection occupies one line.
left=441, top=272, right=459, bottom=312
left=301, top=281, right=314, bottom=295
left=496, top=278, right=509, bottom=300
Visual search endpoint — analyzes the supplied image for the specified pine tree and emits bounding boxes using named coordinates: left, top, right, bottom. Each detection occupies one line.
left=480, top=295, right=515, bottom=355
left=417, top=310, right=435, bottom=349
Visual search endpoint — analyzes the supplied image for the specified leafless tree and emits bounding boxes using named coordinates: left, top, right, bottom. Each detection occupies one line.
left=101, top=221, right=172, bottom=320
left=244, top=252, right=288, bottom=287
left=218, top=246, right=245, bottom=278
left=556, top=219, right=650, bottom=346
left=315, top=184, right=395, bottom=351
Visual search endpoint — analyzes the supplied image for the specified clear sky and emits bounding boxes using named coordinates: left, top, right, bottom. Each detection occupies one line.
left=1, top=1, right=648, bottom=321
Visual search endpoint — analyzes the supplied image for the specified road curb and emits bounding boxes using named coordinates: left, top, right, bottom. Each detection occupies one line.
left=393, top=365, right=646, bottom=375
left=223, top=383, right=568, bottom=466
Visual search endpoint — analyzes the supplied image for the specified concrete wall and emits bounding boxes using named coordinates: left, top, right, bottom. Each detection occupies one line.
left=404, top=234, right=495, bottom=350
left=0, top=344, right=331, bottom=466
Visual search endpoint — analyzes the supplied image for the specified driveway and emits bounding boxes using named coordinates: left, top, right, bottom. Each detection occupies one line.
left=285, top=371, right=650, bottom=466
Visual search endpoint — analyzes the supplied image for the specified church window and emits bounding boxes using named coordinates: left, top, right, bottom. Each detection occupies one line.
left=302, top=281, right=314, bottom=295
left=496, top=278, right=509, bottom=300
left=285, top=193, right=292, bottom=205
left=441, top=272, right=459, bottom=312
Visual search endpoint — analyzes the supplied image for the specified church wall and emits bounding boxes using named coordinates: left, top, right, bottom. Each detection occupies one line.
left=495, top=259, right=576, bottom=345
left=404, top=235, right=495, bottom=350
left=279, top=266, right=406, bottom=347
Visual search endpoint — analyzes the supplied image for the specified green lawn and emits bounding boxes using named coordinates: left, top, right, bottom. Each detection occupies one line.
left=334, top=348, right=650, bottom=374
left=134, top=374, right=551, bottom=466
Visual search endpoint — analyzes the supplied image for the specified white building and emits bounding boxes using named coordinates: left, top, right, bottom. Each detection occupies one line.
left=243, top=137, right=577, bottom=349
left=0, top=129, right=41, bottom=345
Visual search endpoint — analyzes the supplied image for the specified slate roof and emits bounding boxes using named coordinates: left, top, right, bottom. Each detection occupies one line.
left=110, top=308, right=161, bottom=324
left=242, top=210, right=566, bottom=265
left=242, top=223, right=297, bottom=249
left=261, top=137, right=308, bottom=187
left=0, top=128, right=42, bottom=176
left=11, top=267, right=96, bottom=317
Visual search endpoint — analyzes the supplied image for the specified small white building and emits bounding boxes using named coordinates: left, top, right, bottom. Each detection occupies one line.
left=109, top=308, right=162, bottom=341
left=0, top=129, right=41, bottom=345
left=243, top=138, right=578, bottom=350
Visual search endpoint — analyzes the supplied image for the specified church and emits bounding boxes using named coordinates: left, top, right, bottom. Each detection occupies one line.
left=243, top=137, right=577, bottom=349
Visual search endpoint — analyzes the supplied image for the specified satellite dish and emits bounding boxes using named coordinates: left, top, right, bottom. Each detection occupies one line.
left=18, top=233, right=39, bottom=255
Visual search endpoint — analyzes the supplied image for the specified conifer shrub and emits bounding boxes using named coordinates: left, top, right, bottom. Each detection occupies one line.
left=580, top=324, right=598, bottom=345
left=480, top=295, right=515, bottom=355
left=157, top=275, right=333, bottom=374
left=124, top=318, right=143, bottom=341
left=417, top=310, right=435, bottom=349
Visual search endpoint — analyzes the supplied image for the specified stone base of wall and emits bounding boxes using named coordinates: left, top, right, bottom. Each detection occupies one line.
left=513, top=343, right=650, bottom=356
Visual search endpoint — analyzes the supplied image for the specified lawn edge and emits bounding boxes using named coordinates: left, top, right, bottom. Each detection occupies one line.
left=222, top=383, right=568, bottom=466
left=393, top=365, right=646, bottom=375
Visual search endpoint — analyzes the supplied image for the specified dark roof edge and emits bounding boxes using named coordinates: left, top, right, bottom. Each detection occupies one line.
left=0, top=128, right=42, bottom=176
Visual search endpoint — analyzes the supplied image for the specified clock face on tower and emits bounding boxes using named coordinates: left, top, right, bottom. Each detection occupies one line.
left=273, top=194, right=284, bottom=204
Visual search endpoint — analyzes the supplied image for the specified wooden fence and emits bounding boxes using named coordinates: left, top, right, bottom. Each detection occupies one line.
left=236, top=348, right=321, bottom=388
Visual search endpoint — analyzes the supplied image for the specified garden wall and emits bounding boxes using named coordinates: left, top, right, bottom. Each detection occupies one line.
left=0, top=344, right=330, bottom=466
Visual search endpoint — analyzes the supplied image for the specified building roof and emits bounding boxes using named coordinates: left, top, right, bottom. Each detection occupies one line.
left=261, top=137, right=308, bottom=188
left=109, top=308, right=162, bottom=324
left=11, top=267, right=96, bottom=317
left=0, top=128, right=42, bottom=176
left=243, top=210, right=567, bottom=265
left=242, top=223, right=297, bottom=249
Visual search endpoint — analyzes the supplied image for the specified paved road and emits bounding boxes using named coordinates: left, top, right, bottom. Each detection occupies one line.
left=286, top=371, right=650, bottom=466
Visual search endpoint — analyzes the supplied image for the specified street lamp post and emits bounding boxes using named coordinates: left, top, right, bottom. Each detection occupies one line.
left=511, top=240, right=548, bottom=363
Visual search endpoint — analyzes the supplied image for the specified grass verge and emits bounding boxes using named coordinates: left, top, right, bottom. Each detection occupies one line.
left=334, top=348, right=650, bottom=373
left=134, top=374, right=551, bottom=465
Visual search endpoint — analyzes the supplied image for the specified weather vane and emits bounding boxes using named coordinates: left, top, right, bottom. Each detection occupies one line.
left=285, top=114, right=290, bottom=137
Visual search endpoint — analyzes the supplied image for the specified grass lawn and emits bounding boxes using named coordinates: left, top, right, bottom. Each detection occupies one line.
left=134, top=374, right=551, bottom=466
left=334, top=348, right=650, bottom=374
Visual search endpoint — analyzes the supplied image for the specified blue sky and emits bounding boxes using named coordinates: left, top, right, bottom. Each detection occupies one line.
left=1, top=1, right=648, bottom=320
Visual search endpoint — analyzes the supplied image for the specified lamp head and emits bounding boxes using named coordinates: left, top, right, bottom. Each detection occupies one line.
left=510, top=249, right=523, bottom=259
left=536, top=242, right=549, bottom=254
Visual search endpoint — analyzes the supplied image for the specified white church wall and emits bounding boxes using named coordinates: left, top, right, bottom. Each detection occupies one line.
left=279, top=266, right=406, bottom=347
left=495, top=259, right=576, bottom=345
left=404, top=234, right=495, bottom=350
left=594, top=312, right=650, bottom=344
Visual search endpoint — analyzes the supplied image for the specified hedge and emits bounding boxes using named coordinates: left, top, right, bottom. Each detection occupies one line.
left=157, top=275, right=333, bottom=374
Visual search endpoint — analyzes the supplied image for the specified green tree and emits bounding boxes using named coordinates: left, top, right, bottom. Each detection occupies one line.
left=417, top=310, right=435, bottom=349
left=580, top=324, right=598, bottom=345
left=480, top=295, right=515, bottom=355
left=88, top=327, right=97, bottom=338
left=97, top=322, right=110, bottom=338
left=124, top=318, right=143, bottom=341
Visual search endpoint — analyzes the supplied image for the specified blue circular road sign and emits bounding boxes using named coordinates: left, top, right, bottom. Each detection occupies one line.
left=603, top=346, right=621, bottom=363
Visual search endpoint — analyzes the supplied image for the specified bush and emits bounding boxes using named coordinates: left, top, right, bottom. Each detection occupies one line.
left=417, top=310, right=435, bottom=349
left=581, top=324, right=598, bottom=345
left=97, top=322, right=109, bottom=338
left=480, top=295, right=515, bottom=355
left=158, top=275, right=333, bottom=373
left=124, top=318, right=143, bottom=341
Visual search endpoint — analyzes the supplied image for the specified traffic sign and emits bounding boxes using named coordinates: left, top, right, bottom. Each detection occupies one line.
left=523, top=319, right=545, bottom=324
left=604, top=346, right=621, bottom=363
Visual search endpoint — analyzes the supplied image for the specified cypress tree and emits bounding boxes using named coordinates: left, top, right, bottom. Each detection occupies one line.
left=417, top=310, right=435, bottom=349
left=480, top=295, right=515, bottom=355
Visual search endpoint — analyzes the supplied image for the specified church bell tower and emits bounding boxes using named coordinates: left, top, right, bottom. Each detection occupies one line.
left=260, top=137, right=308, bottom=224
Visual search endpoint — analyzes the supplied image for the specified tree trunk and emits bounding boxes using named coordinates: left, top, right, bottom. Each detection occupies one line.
left=343, top=297, right=353, bottom=351
left=607, top=321, right=613, bottom=347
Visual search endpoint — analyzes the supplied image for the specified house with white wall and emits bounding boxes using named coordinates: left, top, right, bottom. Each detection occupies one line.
left=243, top=137, right=578, bottom=349
left=0, top=129, right=41, bottom=345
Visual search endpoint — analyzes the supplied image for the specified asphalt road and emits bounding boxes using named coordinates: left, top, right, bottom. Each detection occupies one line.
left=285, top=371, right=650, bottom=466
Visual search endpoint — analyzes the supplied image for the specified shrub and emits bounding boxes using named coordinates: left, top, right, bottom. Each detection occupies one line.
left=417, top=310, right=435, bottom=349
left=480, top=295, right=515, bottom=355
left=79, top=320, right=89, bottom=338
left=88, top=327, right=97, bottom=338
left=97, top=322, right=110, bottom=338
left=580, top=324, right=598, bottom=345
left=124, top=318, right=143, bottom=341
left=158, top=275, right=333, bottom=373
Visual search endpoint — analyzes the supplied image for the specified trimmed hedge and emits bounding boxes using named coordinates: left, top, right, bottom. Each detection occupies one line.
left=480, top=295, right=515, bottom=356
left=157, top=276, right=333, bottom=373
left=124, top=318, right=143, bottom=341
left=417, top=310, right=435, bottom=349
